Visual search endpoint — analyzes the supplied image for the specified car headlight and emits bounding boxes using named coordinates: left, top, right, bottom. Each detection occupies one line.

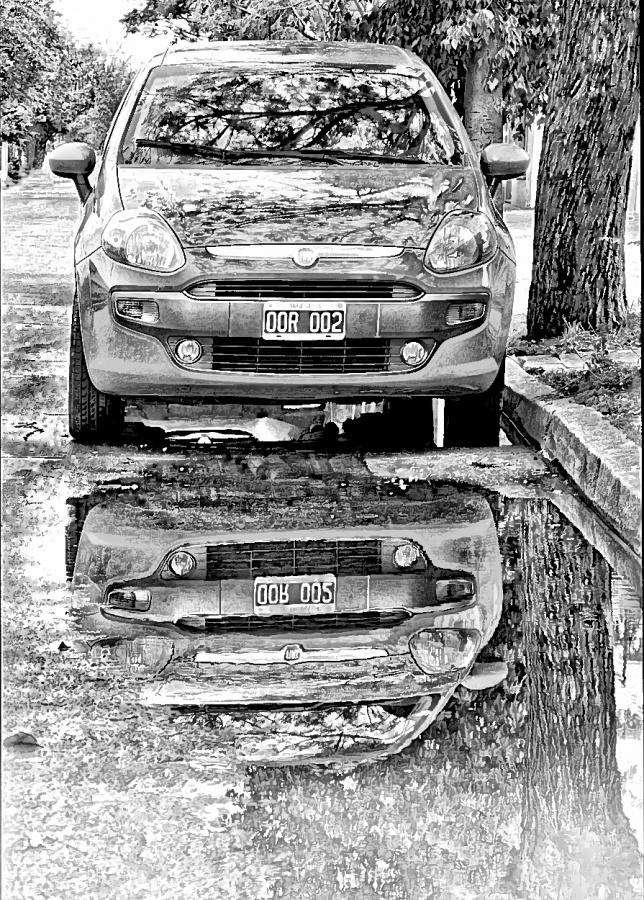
left=102, top=209, right=185, bottom=272
left=409, top=628, right=480, bottom=675
left=424, top=212, right=497, bottom=273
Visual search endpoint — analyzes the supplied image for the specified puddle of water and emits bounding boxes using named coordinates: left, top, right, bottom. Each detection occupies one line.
left=3, top=463, right=642, bottom=897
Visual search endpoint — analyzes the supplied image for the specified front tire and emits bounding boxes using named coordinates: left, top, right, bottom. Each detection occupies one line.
left=68, top=299, right=124, bottom=443
left=443, top=359, right=505, bottom=449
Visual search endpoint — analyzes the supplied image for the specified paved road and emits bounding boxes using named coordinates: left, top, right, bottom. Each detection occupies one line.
left=2, top=174, right=642, bottom=900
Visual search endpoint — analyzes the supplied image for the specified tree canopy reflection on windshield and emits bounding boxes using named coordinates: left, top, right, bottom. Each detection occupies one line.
left=121, top=65, right=465, bottom=166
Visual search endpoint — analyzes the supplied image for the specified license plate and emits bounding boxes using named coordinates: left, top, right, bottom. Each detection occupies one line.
left=262, top=301, right=346, bottom=341
left=254, top=575, right=337, bottom=614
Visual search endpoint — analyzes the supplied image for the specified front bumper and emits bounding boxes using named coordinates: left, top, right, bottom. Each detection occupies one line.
left=77, top=247, right=515, bottom=401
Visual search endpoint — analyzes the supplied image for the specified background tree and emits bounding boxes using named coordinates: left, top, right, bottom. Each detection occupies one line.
left=56, top=44, right=133, bottom=149
left=354, top=1, right=558, bottom=151
left=506, top=499, right=642, bottom=898
left=526, top=0, right=640, bottom=338
left=1, top=2, right=133, bottom=174
left=122, top=0, right=559, bottom=148
left=0, top=0, right=63, bottom=144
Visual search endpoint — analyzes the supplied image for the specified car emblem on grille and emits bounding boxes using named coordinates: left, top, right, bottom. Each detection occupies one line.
left=293, top=247, right=318, bottom=268
left=283, top=644, right=303, bottom=663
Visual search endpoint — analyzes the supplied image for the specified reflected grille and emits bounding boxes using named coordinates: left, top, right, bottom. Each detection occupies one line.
left=177, top=610, right=410, bottom=632
left=206, top=540, right=381, bottom=580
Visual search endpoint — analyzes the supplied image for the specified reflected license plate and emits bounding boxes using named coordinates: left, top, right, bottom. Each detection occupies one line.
left=262, top=301, right=346, bottom=341
left=254, top=574, right=337, bottom=614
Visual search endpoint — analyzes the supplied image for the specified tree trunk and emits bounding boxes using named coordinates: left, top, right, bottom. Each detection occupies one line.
left=513, top=500, right=641, bottom=898
left=32, top=133, right=47, bottom=169
left=464, top=39, right=504, bottom=216
left=527, top=0, right=640, bottom=339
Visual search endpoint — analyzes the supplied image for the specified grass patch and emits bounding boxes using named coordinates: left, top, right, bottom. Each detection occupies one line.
left=507, top=306, right=641, bottom=358
left=540, top=354, right=641, bottom=446
left=508, top=304, right=641, bottom=446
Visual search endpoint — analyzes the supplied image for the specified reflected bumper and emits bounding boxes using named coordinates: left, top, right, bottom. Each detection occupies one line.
left=142, top=649, right=466, bottom=706
left=183, top=695, right=455, bottom=768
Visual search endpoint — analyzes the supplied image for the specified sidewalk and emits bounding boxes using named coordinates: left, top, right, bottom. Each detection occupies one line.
left=517, top=347, right=641, bottom=374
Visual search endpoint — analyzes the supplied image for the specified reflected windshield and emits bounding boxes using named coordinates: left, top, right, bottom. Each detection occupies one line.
left=121, top=64, right=465, bottom=166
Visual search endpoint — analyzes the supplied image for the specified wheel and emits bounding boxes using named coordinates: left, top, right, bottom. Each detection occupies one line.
left=382, top=397, right=435, bottom=450
left=443, top=359, right=505, bottom=449
left=68, top=298, right=124, bottom=443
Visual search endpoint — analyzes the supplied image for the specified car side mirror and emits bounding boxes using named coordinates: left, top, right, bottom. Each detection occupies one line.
left=480, top=143, right=529, bottom=195
left=49, top=142, right=96, bottom=203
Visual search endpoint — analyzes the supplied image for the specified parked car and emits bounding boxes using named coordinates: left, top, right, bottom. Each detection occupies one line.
left=49, top=41, right=528, bottom=447
left=67, top=484, right=506, bottom=764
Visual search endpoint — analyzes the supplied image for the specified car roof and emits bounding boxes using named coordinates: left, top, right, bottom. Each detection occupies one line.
left=146, top=40, right=416, bottom=69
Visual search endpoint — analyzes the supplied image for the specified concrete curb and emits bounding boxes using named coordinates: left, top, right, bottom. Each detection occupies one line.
left=503, top=357, right=642, bottom=556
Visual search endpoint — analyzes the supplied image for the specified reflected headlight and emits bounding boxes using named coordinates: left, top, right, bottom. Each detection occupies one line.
left=168, top=550, right=196, bottom=578
left=424, top=212, right=497, bottom=273
left=102, top=209, right=185, bottom=272
left=410, top=628, right=480, bottom=675
left=393, top=542, right=421, bottom=569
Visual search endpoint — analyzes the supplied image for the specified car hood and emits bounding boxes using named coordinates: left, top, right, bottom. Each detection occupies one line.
left=117, top=165, right=479, bottom=248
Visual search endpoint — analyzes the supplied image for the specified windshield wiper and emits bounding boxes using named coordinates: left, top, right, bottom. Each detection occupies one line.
left=290, top=148, right=430, bottom=165
left=134, top=139, right=348, bottom=165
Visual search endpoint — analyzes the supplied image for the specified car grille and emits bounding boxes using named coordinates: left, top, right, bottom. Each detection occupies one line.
left=186, top=280, right=422, bottom=302
left=176, top=610, right=411, bottom=632
left=206, top=540, right=381, bottom=580
left=204, top=338, right=392, bottom=374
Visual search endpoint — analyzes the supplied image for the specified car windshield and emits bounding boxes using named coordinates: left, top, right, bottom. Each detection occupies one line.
left=120, top=64, right=465, bottom=167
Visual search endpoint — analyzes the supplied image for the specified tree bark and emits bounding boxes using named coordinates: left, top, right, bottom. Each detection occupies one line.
left=464, top=38, right=504, bottom=216
left=514, top=500, right=641, bottom=898
left=527, top=0, right=640, bottom=339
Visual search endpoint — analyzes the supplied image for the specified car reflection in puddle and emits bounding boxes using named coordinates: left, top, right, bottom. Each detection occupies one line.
left=66, top=480, right=507, bottom=766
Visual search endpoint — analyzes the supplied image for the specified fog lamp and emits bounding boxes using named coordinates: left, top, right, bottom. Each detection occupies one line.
left=115, top=298, right=159, bottom=323
left=168, top=550, right=196, bottom=577
left=400, top=341, right=429, bottom=367
left=393, top=543, right=421, bottom=569
left=436, top=578, right=475, bottom=602
left=409, top=628, right=479, bottom=675
left=175, top=339, right=202, bottom=364
left=106, top=588, right=151, bottom=611
left=445, top=302, right=486, bottom=325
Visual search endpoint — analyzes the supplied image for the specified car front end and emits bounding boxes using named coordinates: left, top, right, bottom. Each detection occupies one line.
left=51, top=42, right=527, bottom=440
left=70, top=491, right=505, bottom=763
